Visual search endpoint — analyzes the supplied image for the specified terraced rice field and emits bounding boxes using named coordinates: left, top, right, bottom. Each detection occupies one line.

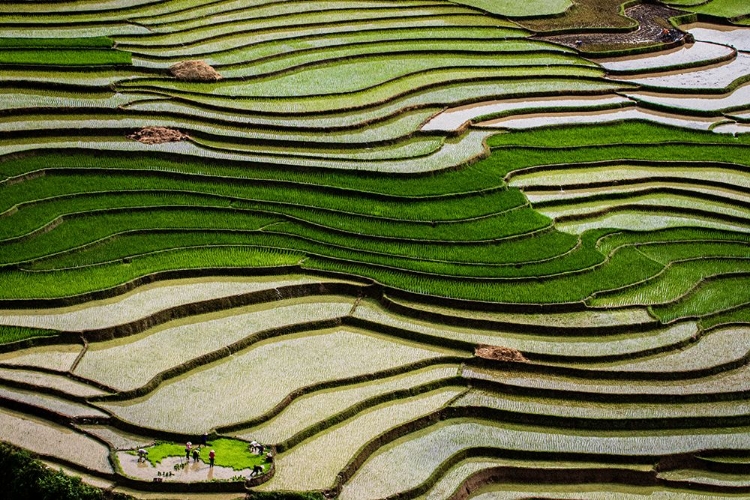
left=1, top=1, right=750, bottom=499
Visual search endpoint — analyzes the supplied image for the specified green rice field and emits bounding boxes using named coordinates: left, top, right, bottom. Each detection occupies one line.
left=0, top=0, right=750, bottom=499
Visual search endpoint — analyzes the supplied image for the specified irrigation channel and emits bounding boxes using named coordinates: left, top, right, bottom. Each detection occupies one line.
left=1, top=0, right=750, bottom=498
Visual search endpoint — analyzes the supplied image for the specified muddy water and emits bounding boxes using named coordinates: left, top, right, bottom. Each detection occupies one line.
left=597, top=41, right=734, bottom=72
left=117, top=452, right=255, bottom=482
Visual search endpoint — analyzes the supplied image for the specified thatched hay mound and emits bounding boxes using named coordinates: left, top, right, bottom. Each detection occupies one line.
left=169, top=60, right=222, bottom=82
left=475, top=344, right=527, bottom=363
left=127, top=126, right=189, bottom=145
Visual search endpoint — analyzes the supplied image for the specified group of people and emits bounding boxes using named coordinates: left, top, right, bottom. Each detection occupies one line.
left=249, top=440, right=274, bottom=464
left=184, top=441, right=216, bottom=468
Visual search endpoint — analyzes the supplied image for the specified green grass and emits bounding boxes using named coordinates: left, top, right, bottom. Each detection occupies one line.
left=135, top=438, right=268, bottom=471
left=0, top=326, right=58, bottom=345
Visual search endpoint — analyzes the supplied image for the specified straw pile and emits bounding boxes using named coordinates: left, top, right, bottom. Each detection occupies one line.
left=475, top=344, right=527, bottom=362
left=127, top=126, right=189, bottom=144
left=169, top=60, right=222, bottom=81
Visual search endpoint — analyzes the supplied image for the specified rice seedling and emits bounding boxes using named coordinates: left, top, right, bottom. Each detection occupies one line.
left=0, top=37, right=114, bottom=48
left=78, top=425, right=152, bottom=451
left=593, top=259, right=750, bottom=308
left=0, top=246, right=302, bottom=300
left=0, top=385, right=108, bottom=419
left=421, top=459, right=513, bottom=500
left=452, top=389, right=750, bottom=420
left=688, top=25, right=750, bottom=52
left=558, top=211, right=750, bottom=236
left=255, top=387, right=463, bottom=491
left=471, top=485, right=739, bottom=499
left=465, top=363, right=750, bottom=396
left=0, top=345, right=82, bottom=372
left=701, top=303, right=750, bottom=329
left=424, top=94, right=630, bottom=132
left=0, top=325, right=58, bottom=345
left=308, top=245, right=663, bottom=303
left=341, top=419, right=750, bottom=499
left=0, top=407, right=112, bottom=474
left=449, top=0, right=570, bottom=16
left=659, top=469, right=750, bottom=487
left=598, top=42, right=735, bottom=74
left=653, top=274, right=750, bottom=322
left=75, top=297, right=355, bottom=391
left=390, top=296, right=656, bottom=328
left=355, top=304, right=698, bottom=358
left=478, top=107, right=719, bottom=131
left=0, top=367, right=108, bottom=397
left=0, top=48, right=131, bottom=66
left=117, top=8, right=505, bottom=52
left=568, top=327, right=750, bottom=373
left=681, top=0, right=750, bottom=19
left=628, top=84, right=750, bottom=114
left=0, top=276, right=329, bottom=331
left=616, top=53, right=750, bottom=92
left=512, top=164, right=750, bottom=194
left=237, top=364, right=459, bottom=444
left=100, top=328, right=461, bottom=433
left=486, top=121, right=750, bottom=149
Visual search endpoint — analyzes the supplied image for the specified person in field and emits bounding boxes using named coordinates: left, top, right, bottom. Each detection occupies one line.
left=185, top=441, right=191, bottom=461
left=209, top=449, right=215, bottom=468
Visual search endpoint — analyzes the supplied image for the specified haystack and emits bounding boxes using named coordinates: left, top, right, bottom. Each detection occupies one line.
left=169, top=60, right=222, bottom=82
left=127, top=126, right=189, bottom=145
left=475, top=344, right=527, bottom=363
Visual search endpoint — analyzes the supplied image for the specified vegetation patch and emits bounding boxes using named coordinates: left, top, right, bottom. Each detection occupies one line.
left=134, top=438, right=267, bottom=471
left=0, top=325, right=58, bottom=345
left=0, top=441, right=128, bottom=500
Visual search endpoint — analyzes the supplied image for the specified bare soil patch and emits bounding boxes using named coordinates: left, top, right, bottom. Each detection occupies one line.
left=475, top=344, right=527, bottom=363
left=169, top=60, right=222, bottom=82
left=127, top=126, right=189, bottom=145
left=542, top=4, right=688, bottom=53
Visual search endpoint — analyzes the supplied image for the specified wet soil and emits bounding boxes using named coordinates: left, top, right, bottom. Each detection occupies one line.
left=542, top=4, right=689, bottom=53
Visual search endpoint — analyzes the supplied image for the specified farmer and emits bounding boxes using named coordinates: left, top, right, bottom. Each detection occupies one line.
left=185, top=441, right=192, bottom=461
left=252, top=464, right=264, bottom=477
left=249, top=440, right=259, bottom=453
left=192, top=448, right=200, bottom=463
left=201, top=432, right=208, bottom=446
left=137, top=448, right=148, bottom=463
left=209, top=449, right=215, bottom=468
